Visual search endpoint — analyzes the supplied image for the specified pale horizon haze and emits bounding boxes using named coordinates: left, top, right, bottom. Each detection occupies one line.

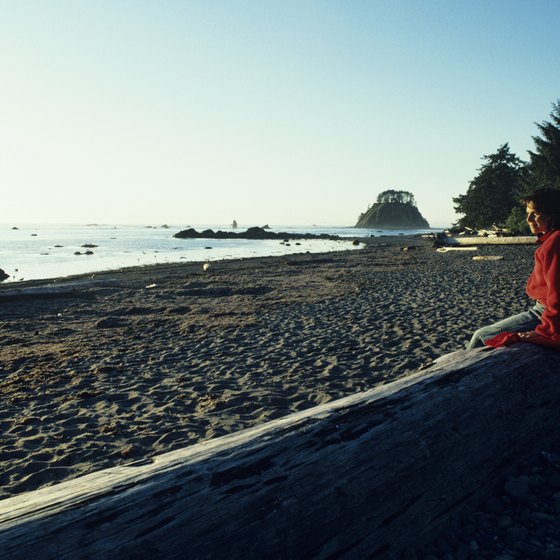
left=1, top=1, right=560, bottom=228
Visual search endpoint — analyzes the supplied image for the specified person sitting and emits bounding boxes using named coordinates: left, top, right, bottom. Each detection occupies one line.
left=467, top=188, right=560, bottom=351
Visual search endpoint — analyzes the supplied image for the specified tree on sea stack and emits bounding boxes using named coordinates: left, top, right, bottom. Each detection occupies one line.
left=355, top=189, right=430, bottom=229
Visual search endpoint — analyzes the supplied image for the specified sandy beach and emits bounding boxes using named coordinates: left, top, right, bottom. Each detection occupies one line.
left=0, top=236, right=537, bottom=502
left=8, top=235, right=560, bottom=559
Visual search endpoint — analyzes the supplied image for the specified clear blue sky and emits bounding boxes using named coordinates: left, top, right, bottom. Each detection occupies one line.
left=1, top=0, right=559, bottom=227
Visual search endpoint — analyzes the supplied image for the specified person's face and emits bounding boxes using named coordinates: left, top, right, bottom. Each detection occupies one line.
left=526, top=202, right=552, bottom=235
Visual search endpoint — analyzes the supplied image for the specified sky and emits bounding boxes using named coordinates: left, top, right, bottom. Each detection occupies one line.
left=1, top=1, right=559, bottom=228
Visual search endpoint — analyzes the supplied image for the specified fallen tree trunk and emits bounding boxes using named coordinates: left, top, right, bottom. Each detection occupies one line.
left=1, top=345, right=560, bottom=559
left=445, top=235, right=534, bottom=246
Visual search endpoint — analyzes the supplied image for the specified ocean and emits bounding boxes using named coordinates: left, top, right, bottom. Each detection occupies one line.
left=0, top=223, right=437, bottom=283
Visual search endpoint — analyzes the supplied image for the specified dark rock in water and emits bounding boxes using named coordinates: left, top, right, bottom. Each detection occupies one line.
left=85, top=250, right=94, bottom=255
left=82, top=244, right=98, bottom=248
left=173, top=227, right=343, bottom=242
left=11, top=226, right=18, bottom=230
left=74, top=251, right=82, bottom=255
left=0, top=268, right=9, bottom=282
left=176, top=228, right=199, bottom=238
left=245, top=226, right=271, bottom=239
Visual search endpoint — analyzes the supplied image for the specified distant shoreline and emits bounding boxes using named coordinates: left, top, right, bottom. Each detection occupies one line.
left=0, top=225, right=439, bottom=284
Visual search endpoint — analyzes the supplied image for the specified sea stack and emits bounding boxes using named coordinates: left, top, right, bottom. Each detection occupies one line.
left=355, top=189, right=429, bottom=229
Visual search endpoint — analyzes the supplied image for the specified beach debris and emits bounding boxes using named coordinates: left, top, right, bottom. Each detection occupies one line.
left=119, top=445, right=135, bottom=458
left=202, top=263, right=210, bottom=271
left=196, top=393, right=227, bottom=412
left=98, top=423, right=120, bottom=436
left=445, top=225, right=510, bottom=237
left=437, top=230, right=534, bottom=247
left=472, top=255, right=504, bottom=261
left=436, top=247, right=478, bottom=252
left=146, top=283, right=157, bottom=289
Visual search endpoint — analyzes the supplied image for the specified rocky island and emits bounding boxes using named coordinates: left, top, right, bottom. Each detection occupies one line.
left=173, top=226, right=343, bottom=241
left=355, top=189, right=430, bottom=229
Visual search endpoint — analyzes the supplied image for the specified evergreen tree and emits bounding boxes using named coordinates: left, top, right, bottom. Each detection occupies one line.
left=526, top=100, right=560, bottom=190
left=376, top=189, right=417, bottom=206
left=453, top=144, right=524, bottom=229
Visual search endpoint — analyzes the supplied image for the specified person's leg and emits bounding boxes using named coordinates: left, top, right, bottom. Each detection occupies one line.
left=466, top=303, right=545, bottom=350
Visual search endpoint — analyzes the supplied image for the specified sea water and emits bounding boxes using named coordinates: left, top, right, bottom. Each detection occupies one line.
left=0, top=223, right=436, bottom=283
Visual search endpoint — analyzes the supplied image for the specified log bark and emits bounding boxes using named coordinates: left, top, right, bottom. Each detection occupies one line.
left=1, top=346, right=560, bottom=559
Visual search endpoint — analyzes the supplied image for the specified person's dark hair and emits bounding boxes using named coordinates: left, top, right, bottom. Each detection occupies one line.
left=521, top=188, right=560, bottom=228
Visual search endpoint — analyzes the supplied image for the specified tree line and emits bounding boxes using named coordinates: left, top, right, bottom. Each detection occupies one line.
left=376, top=190, right=418, bottom=206
left=453, top=99, right=560, bottom=233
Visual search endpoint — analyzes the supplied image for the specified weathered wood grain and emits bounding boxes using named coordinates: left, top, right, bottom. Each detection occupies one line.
left=1, top=345, right=560, bottom=559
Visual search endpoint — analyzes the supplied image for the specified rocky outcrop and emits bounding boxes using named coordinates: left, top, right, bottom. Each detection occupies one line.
left=0, top=268, right=9, bottom=282
left=174, top=227, right=342, bottom=241
left=355, top=202, right=430, bottom=229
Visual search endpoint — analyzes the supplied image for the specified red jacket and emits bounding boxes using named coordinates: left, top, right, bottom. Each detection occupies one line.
left=486, top=229, right=560, bottom=350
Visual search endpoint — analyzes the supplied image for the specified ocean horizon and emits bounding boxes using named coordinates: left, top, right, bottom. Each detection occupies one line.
left=0, top=223, right=441, bottom=283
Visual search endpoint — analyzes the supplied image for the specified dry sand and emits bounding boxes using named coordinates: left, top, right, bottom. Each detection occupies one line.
left=0, top=236, right=536, bottom=500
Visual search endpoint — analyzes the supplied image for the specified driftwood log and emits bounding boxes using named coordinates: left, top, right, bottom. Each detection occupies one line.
left=446, top=236, right=534, bottom=246
left=1, top=345, right=560, bottom=559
